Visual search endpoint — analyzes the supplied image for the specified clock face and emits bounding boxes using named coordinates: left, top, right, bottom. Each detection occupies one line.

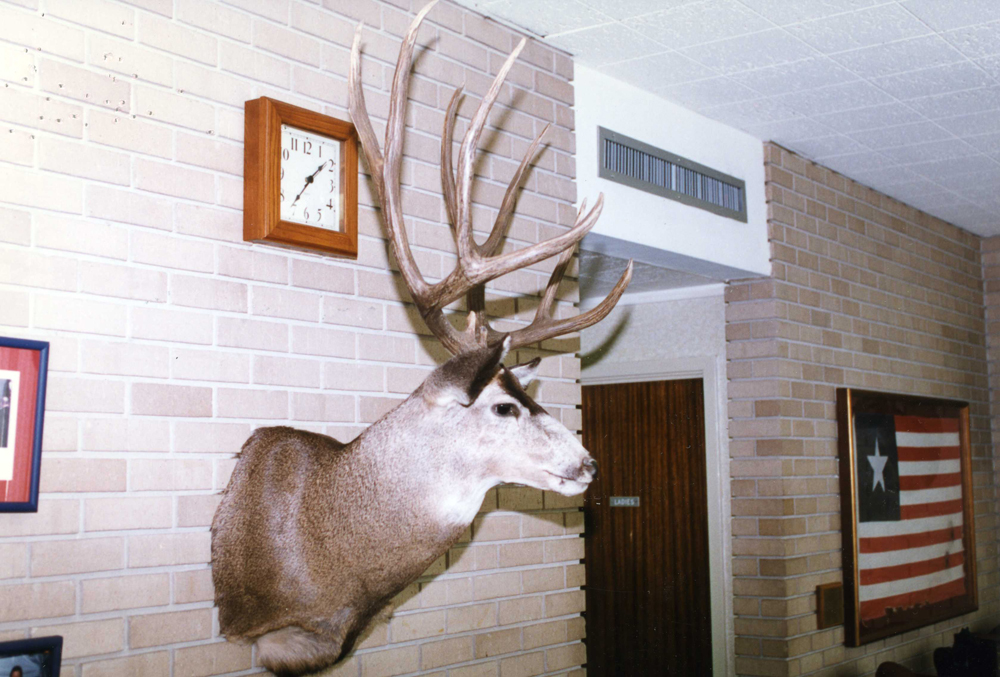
left=280, top=124, right=342, bottom=231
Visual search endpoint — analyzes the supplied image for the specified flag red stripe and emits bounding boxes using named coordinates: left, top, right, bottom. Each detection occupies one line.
left=860, top=551, right=964, bottom=586
left=899, top=472, right=962, bottom=491
left=860, top=525, right=963, bottom=553
left=894, top=416, right=960, bottom=434
left=859, top=577, right=966, bottom=621
left=897, top=446, right=961, bottom=462
left=901, top=499, right=963, bottom=520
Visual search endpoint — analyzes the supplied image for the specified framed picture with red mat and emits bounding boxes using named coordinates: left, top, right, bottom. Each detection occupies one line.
left=0, top=338, right=49, bottom=512
left=837, top=388, right=977, bottom=646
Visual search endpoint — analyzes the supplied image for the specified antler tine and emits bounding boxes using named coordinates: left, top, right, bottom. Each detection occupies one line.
left=480, top=123, right=550, bottom=257
left=455, top=38, right=527, bottom=263
left=385, top=0, right=438, bottom=179
left=464, top=193, right=605, bottom=290
left=349, top=25, right=384, bottom=195
left=529, top=197, right=585, bottom=321
left=352, top=2, right=438, bottom=307
left=441, top=86, right=464, bottom=232
left=508, top=258, right=634, bottom=350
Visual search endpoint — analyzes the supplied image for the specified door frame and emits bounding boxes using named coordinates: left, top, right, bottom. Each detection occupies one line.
left=582, top=355, right=734, bottom=677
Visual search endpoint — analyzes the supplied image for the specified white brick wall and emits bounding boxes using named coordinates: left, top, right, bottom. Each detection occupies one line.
left=0, top=1, right=585, bottom=675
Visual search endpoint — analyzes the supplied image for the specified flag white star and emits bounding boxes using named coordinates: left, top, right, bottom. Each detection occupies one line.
left=867, top=438, right=888, bottom=492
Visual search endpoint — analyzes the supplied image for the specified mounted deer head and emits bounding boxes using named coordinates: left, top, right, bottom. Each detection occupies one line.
left=211, top=2, right=632, bottom=674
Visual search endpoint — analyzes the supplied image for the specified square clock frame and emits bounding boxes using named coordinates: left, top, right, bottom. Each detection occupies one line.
left=244, top=96, right=359, bottom=258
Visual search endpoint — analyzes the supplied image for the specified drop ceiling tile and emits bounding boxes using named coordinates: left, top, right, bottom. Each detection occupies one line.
left=905, top=86, right=1000, bottom=119
left=928, top=203, right=995, bottom=226
left=788, top=134, right=869, bottom=158
left=936, top=109, right=1000, bottom=137
left=820, top=151, right=898, bottom=175
left=880, top=172, right=954, bottom=197
left=942, top=21, right=1000, bottom=59
left=770, top=80, right=893, bottom=116
left=785, top=4, right=932, bottom=54
left=951, top=184, right=1000, bottom=203
left=959, top=218, right=1000, bottom=236
left=737, top=57, right=858, bottom=96
left=625, top=0, right=772, bottom=49
left=656, top=76, right=761, bottom=109
left=879, top=138, right=981, bottom=164
left=829, top=35, right=966, bottom=78
left=546, top=21, right=669, bottom=66
left=701, top=97, right=804, bottom=125
left=871, top=62, right=996, bottom=101
left=848, top=121, right=953, bottom=150
left=735, top=0, right=893, bottom=26
left=679, top=28, right=816, bottom=74
left=962, top=132, right=1000, bottom=155
left=810, top=103, right=923, bottom=132
left=597, top=50, right=717, bottom=90
left=973, top=54, right=1000, bottom=81
left=842, top=165, right=921, bottom=187
left=487, top=0, right=613, bottom=36
left=576, top=0, right=704, bottom=21
left=900, top=0, right=1000, bottom=32
left=907, top=155, right=999, bottom=181
left=899, top=190, right=966, bottom=209
left=741, top=117, right=838, bottom=142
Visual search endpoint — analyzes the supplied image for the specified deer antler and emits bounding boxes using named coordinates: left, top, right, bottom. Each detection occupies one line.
left=349, top=0, right=632, bottom=355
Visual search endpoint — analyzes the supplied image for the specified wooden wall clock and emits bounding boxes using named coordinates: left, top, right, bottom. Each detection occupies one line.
left=243, top=97, right=359, bottom=257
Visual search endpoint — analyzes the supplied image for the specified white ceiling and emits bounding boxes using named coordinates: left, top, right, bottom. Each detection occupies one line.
left=451, top=0, right=1000, bottom=237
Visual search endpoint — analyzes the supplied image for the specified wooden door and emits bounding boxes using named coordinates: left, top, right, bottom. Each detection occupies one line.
left=582, top=378, right=713, bottom=676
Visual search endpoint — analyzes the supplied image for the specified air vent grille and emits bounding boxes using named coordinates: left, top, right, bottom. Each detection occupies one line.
left=599, top=127, right=747, bottom=222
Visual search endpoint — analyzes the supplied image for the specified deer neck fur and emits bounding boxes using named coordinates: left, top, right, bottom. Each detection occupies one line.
left=350, top=387, right=499, bottom=533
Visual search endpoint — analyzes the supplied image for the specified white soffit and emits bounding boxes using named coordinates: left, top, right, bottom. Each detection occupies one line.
left=451, top=0, right=1000, bottom=237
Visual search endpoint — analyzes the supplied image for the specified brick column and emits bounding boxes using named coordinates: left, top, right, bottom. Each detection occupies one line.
left=727, top=143, right=995, bottom=676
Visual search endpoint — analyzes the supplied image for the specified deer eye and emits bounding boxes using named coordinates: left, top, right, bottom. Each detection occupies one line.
left=492, top=403, right=519, bottom=418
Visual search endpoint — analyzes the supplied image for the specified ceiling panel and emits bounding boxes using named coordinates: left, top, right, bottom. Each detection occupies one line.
left=449, top=0, right=1000, bottom=235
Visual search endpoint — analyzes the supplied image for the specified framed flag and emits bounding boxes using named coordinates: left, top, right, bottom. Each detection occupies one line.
left=837, top=388, right=977, bottom=646
left=0, top=337, right=49, bottom=513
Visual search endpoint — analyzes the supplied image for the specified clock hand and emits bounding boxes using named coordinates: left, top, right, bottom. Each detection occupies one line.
left=290, top=160, right=331, bottom=207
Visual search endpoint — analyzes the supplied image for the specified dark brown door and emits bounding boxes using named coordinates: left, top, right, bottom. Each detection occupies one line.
left=582, top=378, right=713, bottom=676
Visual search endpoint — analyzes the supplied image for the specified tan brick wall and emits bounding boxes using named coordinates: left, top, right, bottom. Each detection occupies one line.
left=0, top=0, right=586, bottom=674
left=986, top=235, right=1000, bottom=559
left=726, top=142, right=997, bottom=676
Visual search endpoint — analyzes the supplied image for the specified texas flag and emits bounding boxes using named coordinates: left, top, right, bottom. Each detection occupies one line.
left=853, top=413, right=966, bottom=622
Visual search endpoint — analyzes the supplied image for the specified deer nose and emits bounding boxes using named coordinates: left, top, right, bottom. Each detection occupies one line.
left=583, top=457, right=598, bottom=479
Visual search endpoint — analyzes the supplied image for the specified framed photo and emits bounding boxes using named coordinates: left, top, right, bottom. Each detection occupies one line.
left=837, top=388, right=977, bottom=646
left=0, top=636, right=63, bottom=677
left=0, top=338, right=49, bottom=513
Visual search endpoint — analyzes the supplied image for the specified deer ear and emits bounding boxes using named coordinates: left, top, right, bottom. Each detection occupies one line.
left=423, top=337, right=511, bottom=406
left=508, top=357, right=541, bottom=388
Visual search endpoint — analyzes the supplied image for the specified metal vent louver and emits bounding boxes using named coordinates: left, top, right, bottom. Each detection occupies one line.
left=599, top=127, right=747, bottom=223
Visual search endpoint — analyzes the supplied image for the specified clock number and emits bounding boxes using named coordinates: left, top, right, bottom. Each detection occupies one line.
left=304, top=208, right=310, bottom=220
left=280, top=190, right=285, bottom=202
left=282, top=148, right=289, bottom=160
left=330, top=180, right=336, bottom=193
left=280, top=167, right=284, bottom=180
left=318, top=145, right=323, bottom=158
left=304, top=141, right=312, bottom=155
left=316, top=209, right=322, bottom=222
left=326, top=200, right=334, bottom=210
left=291, top=137, right=299, bottom=151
